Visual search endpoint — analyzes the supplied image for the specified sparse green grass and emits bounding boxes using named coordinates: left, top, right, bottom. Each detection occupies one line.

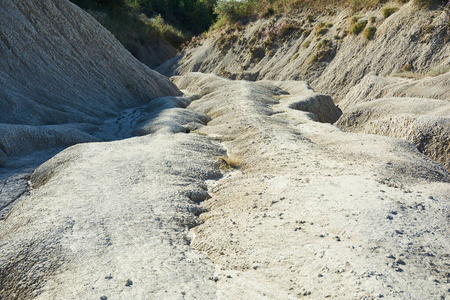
left=382, top=7, right=399, bottom=18
left=302, top=40, right=311, bottom=48
left=390, top=65, right=449, bottom=79
left=213, top=0, right=400, bottom=26
left=390, top=71, right=421, bottom=79
left=309, top=39, right=334, bottom=63
left=363, top=26, right=376, bottom=39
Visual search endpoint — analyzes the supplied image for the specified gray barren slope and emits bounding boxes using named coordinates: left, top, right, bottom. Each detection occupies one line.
left=1, top=73, right=449, bottom=299
left=0, top=0, right=180, bottom=162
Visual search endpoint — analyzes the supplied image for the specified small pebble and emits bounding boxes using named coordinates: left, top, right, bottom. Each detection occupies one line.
left=125, top=279, right=133, bottom=287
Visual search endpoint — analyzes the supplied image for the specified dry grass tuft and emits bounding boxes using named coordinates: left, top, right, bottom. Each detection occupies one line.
left=219, top=155, right=242, bottom=170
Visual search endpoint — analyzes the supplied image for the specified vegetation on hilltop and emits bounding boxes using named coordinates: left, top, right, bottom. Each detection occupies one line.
left=69, top=0, right=218, bottom=50
left=213, top=0, right=448, bottom=25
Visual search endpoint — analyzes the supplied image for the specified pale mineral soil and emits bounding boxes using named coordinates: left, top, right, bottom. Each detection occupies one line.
left=1, top=1, right=450, bottom=299
left=1, top=73, right=449, bottom=299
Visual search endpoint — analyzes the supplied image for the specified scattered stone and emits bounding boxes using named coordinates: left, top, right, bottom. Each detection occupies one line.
left=125, top=279, right=133, bottom=287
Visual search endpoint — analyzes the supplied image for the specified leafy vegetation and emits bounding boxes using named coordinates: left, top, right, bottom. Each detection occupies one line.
left=69, top=0, right=218, bottom=49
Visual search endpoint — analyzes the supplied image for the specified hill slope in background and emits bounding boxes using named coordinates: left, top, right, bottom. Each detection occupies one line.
left=0, top=0, right=180, bottom=162
left=68, top=0, right=218, bottom=68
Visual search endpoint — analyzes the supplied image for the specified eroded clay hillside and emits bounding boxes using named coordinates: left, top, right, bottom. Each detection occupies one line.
left=158, top=2, right=449, bottom=100
left=0, top=0, right=180, bottom=165
left=157, top=2, right=450, bottom=170
left=0, top=0, right=449, bottom=299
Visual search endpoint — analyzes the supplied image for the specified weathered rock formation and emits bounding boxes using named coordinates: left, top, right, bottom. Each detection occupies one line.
left=0, top=0, right=180, bottom=162
left=0, top=0, right=449, bottom=299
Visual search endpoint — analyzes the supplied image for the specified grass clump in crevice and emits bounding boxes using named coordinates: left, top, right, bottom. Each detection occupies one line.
left=314, top=22, right=333, bottom=36
left=219, top=155, right=242, bottom=171
left=363, top=26, right=376, bottom=39
left=309, top=39, right=335, bottom=63
left=350, top=18, right=368, bottom=35
left=382, top=7, right=399, bottom=18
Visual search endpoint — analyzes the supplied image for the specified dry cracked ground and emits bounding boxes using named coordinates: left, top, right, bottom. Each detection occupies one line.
left=1, top=73, right=449, bottom=299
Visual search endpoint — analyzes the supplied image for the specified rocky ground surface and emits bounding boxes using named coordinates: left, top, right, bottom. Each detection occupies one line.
left=1, top=73, right=449, bottom=299
left=337, top=72, right=450, bottom=171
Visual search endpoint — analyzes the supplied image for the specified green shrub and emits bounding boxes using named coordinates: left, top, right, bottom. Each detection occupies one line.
left=214, top=0, right=254, bottom=23
left=350, top=19, right=368, bottom=35
left=382, top=7, right=399, bottom=18
left=146, top=15, right=186, bottom=48
left=69, top=0, right=217, bottom=49
left=363, top=26, right=376, bottom=39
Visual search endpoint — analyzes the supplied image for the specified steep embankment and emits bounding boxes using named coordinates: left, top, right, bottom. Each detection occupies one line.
left=157, top=2, right=450, bottom=170
left=0, top=0, right=180, bottom=164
